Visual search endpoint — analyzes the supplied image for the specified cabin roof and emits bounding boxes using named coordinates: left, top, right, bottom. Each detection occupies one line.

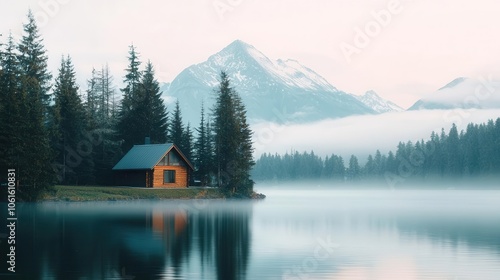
left=112, top=143, right=194, bottom=171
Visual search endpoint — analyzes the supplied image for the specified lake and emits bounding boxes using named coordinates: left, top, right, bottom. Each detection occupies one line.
left=2, top=185, right=500, bottom=279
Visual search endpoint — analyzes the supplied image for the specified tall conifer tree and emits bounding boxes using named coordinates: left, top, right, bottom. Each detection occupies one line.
left=117, top=45, right=142, bottom=152
left=194, top=103, right=212, bottom=185
left=212, top=71, right=254, bottom=196
left=51, top=56, right=94, bottom=185
left=135, top=61, right=168, bottom=144
left=0, top=34, right=30, bottom=184
left=16, top=12, right=54, bottom=199
left=169, top=100, right=185, bottom=147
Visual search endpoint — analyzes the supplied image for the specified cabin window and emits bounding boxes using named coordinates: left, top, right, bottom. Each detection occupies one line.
left=164, top=170, right=176, bottom=184
left=157, top=150, right=186, bottom=167
left=168, top=151, right=181, bottom=166
left=158, top=155, right=167, bottom=166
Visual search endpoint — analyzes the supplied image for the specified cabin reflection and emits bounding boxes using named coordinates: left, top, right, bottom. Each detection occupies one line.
left=151, top=209, right=188, bottom=238
left=14, top=203, right=253, bottom=280
left=146, top=205, right=252, bottom=280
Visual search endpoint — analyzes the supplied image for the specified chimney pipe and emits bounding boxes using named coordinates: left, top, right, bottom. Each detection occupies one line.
left=145, top=137, right=150, bottom=145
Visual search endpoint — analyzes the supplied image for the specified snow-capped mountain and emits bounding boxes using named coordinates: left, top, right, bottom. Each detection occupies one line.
left=353, top=90, right=403, bottom=113
left=162, top=40, right=374, bottom=125
left=408, top=77, right=500, bottom=110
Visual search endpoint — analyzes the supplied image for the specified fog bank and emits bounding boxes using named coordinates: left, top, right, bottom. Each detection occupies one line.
left=252, top=109, right=500, bottom=161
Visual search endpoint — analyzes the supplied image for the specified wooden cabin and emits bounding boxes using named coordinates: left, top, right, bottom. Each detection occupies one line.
left=112, top=143, right=194, bottom=188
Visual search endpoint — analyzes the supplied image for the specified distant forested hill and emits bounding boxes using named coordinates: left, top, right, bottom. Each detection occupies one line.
left=252, top=118, right=500, bottom=185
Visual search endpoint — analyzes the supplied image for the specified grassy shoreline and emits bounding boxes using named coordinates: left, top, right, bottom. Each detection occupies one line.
left=41, top=185, right=227, bottom=202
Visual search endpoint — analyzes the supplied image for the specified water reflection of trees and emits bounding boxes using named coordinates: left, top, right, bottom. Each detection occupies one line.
left=15, top=202, right=252, bottom=280
left=394, top=215, right=500, bottom=254
left=147, top=204, right=252, bottom=280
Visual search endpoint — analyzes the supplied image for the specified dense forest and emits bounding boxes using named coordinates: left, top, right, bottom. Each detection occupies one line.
left=253, top=119, right=500, bottom=185
left=0, top=11, right=254, bottom=200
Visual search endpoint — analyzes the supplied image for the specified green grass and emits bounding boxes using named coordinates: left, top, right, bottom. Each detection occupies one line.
left=41, top=185, right=225, bottom=202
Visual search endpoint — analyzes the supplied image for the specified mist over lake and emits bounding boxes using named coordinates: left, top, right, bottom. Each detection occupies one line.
left=4, top=184, right=500, bottom=279
left=252, top=109, right=500, bottom=160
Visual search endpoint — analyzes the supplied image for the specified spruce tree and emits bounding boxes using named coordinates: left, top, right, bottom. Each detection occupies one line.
left=212, top=71, right=254, bottom=196
left=213, top=72, right=236, bottom=191
left=169, top=100, right=185, bottom=147
left=51, top=56, right=94, bottom=185
left=446, top=124, right=462, bottom=175
left=0, top=34, right=29, bottom=185
left=17, top=10, right=52, bottom=113
left=348, top=155, right=361, bottom=181
left=85, top=68, right=99, bottom=128
left=136, top=61, right=168, bottom=144
left=117, top=45, right=142, bottom=152
left=181, top=123, right=193, bottom=163
left=0, top=33, right=4, bottom=167
left=333, top=155, right=345, bottom=181
left=374, top=150, right=383, bottom=176
left=205, top=119, right=216, bottom=183
left=84, top=65, right=121, bottom=185
left=194, top=103, right=212, bottom=185
left=364, top=155, right=375, bottom=178
left=15, top=12, right=54, bottom=199
left=232, top=92, right=255, bottom=195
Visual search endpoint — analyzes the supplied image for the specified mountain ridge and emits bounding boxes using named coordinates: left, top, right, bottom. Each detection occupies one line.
left=162, top=40, right=377, bottom=125
left=408, top=77, right=500, bottom=110
left=353, top=90, right=404, bottom=113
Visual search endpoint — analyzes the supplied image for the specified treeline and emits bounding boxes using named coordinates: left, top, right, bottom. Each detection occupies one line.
left=252, top=151, right=358, bottom=181
left=0, top=11, right=254, bottom=200
left=253, top=119, right=500, bottom=185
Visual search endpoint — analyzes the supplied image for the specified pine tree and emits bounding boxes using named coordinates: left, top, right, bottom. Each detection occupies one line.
left=0, top=34, right=30, bottom=185
left=84, top=65, right=121, bottom=185
left=462, top=123, right=479, bottom=176
left=136, top=61, right=168, bottom=144
left=213, top=72, right=236, bottom=191
left=332, top=155, right=345, bottom=181
left=212, top=71, right=254, bottom=196
left=100, top=64, right=114, bottom=123
left=117, top=52, right=169, bottom=152
left=85, top=68, right=99, bottom=128
left=121, top=45, right=141, bottom=111
left=51, top=56, right=94, bottom=185
left=194, top=103, right=211, bottom=185
left=348, top=155, right=361, bottom=181
left=0, top=33, right=4, bottom=166
left=15, top=12, right=54, bottom=199
left=445, top=124, right=462, bottom=176
left=232, top=92, right=255, bottom=195
left=364, top=154, right=375, bottom=178
left=117, top=45, right=142, bottom=152
left=169, top=100, right=185, bottom=147
left=322, top=155, right=333, bottom=178
left=181, top=123, right=193, bottom=163
left=17, top=10, right=52, bottom=113
left=205, top=119, right=216, bottom=183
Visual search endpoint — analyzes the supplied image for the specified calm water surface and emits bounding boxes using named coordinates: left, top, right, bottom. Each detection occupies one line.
left=2, top=186, right=500, bottom=279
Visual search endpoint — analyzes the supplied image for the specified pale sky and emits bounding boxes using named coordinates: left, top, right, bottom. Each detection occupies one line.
left=1, top=0, right=500, bottom=108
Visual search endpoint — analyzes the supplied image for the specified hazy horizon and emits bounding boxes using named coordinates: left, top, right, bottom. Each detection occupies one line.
left=252, top=109, right=500, bottom=160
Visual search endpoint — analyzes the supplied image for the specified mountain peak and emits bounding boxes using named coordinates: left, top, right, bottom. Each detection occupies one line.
left=219, top=40, right=255, bottom=55
left=207, top=39, right=273, bottom=74
left=438, top=77, right=468, bottom=91
left=354, top=90, right=403, bottom=113
left=409, top=76, right=500, bottom=110
left=227, top=39, right=252, bottom=49
left=164, top=40, right=376, bottom=124
left=364, top=90, right=379, bottom=98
